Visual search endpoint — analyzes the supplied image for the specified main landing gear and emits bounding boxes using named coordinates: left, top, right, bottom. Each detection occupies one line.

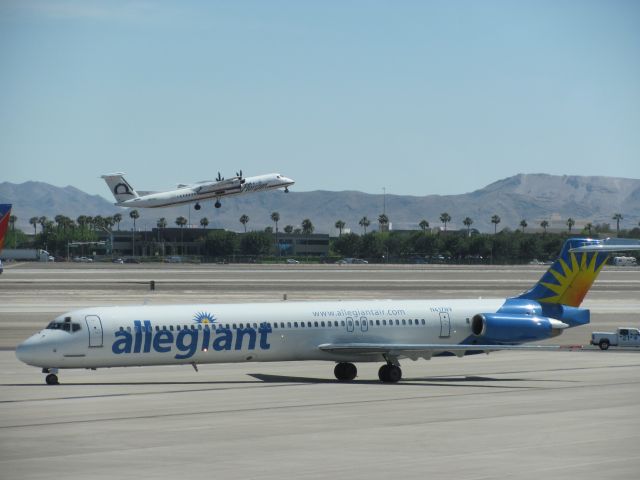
left=43, top=368, right=59, bottom=385
left=333, top=362, right=403, bottom=383
left=214, top=200, right=222, bottom=208
left=194, top=203, right=201, bottom=211
left=334, top=362, right=357, bottom=381
left=378, top=364, right=402, bottom=383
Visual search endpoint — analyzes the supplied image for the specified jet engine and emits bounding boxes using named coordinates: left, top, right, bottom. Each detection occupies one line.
left=471, top=313, right=568, bottom=343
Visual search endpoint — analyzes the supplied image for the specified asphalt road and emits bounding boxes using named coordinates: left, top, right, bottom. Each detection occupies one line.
left=1, top=262, right=639, bottom=479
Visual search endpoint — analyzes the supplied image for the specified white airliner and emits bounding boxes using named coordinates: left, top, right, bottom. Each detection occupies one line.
left=101, top=171, right=295, bottom=211
left=16, top=238, right=640, bottom=385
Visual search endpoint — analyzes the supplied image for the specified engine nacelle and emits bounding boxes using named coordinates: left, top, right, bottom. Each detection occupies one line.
left=471, top=313, right=567, bottom=343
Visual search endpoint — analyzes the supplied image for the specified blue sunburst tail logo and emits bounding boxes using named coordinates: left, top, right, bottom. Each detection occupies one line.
left=193, top=311, right=217, bottom=324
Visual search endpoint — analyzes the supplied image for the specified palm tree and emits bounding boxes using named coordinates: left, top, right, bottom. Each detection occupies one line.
left=418, top=219, right=429, bottom=233
left=93, top=215, right=105, bottom=231
left=76, top=215, right=87, bottom=231
left=335, top=220, right=346, bottom=237
left=156, top=217, right=167, bottom=243
left=270, top=212, right=280, bottom=232
left=566, top=217, right=575, bottom=233
left=585, top=222, right=593, bottom=235
left=9, top=215, right=17, bottom=248
left=463, top=217, right=473, bottom=236
left=491, top=214, right=501, bottom=234
left=129, top=210, right=139, bottom=231
left=54, top=215, right=64, bottom=231
left=359, top=216, right=370, bottom=234
left=129, top=210, right=140, bottom=257
left=519, top=219, right=527, bottom=233
left=284, top=225, right=293, bottom=234
left=439, top=212, right=451, bottom=232
left=113, top=213, right=123, bottom=231
left=176, top=216, right=188, bottom=255
left=271, top=212, right=280, bottom=257
left=302, top=219, right=314, bottom=235
left=38, top=216, right=47, bottom=234
left=612, top=213, right=623, bottom=235
left=29, top=216, right=38, bottom=236
left=302, top=219, right=314, bottom=257
left=200, top=217, right=209, bottom=229
left=540, top=220, right=549, bottom=234
left=239, top=214, right=249, bottom=232
left=104, top=216, right=115, bottom=231
left=378, top=213, right=389, bottom=232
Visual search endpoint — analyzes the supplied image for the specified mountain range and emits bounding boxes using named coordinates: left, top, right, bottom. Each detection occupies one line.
left=1, top=174, right=639, bottom=235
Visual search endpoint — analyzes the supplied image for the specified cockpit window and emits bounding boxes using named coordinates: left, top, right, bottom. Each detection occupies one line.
left=46, top=321, right=81, bottom=333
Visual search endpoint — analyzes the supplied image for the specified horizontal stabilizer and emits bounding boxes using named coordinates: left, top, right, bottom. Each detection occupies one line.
left=570, top=238, right=640, bottom=252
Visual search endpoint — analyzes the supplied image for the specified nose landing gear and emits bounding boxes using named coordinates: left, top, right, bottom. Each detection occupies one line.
left=43, top=368, right=59, bottom=385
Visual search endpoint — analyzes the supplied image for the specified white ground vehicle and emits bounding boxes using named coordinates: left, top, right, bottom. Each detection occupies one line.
left=612, top=256, right=637, bottom=266
left=591, top=328, right=640, bottom=350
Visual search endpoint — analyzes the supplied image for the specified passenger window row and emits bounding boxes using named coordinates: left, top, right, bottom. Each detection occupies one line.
left=116, top=318, right=428, bottom=332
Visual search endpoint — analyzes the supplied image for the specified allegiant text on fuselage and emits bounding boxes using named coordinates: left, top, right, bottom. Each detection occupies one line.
left=112, top=320, right=272, bottom=359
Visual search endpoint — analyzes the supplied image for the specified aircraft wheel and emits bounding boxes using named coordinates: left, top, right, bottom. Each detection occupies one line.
left=215, top=201, right=222, bottom=208
left=284, top=187, right=289, bottom=193
left=378, top=364, right=402, bottom=383
left=45, top=373, right=59, bottom=385
left=194, top=203, right=201, bottom=211
left=599, top=339, right=610, bottom=350
left=334, top=362, right=357, bottom=381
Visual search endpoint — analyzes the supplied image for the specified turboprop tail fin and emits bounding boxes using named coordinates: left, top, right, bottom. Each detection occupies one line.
left=101, top=173, right=139, bottom=204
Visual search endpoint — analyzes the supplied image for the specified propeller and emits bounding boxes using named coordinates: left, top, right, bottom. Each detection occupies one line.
left=216, top=172, right=224, bottom=182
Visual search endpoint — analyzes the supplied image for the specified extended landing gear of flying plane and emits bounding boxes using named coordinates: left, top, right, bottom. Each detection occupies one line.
left=334, top=362, right=357, bottom=381
left=378, top=364, right=402, bottom=383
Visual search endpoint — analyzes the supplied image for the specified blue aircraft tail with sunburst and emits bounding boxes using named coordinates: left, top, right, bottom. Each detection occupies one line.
left=514, top=237, right=640, bottom=327
left=0, top=204, right=12, bottom=253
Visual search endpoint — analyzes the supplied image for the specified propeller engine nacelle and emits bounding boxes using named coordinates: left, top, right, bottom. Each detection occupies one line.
left=471, top=313, right=568, bottom=343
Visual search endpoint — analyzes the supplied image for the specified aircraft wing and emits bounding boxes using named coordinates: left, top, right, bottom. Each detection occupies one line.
left=194, top=176, right=243, bottom=195
left=318, top=342, right=585, bottom=358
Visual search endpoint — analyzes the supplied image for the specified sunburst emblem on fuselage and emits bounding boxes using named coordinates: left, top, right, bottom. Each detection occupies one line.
left=193, top=311, right=217, bottom=324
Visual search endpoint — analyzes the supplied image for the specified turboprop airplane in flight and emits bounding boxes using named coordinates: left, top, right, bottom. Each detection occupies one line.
left=16, top=237, right=640, bottom=385
left=101, top=171, right=294, bottom=211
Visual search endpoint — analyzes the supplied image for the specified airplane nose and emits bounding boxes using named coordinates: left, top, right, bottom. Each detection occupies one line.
left=16, top=335, right=50, bottom=367
left=16, top=340, right=33, bottom=364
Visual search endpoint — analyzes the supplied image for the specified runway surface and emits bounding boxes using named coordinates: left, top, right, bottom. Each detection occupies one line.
left=1, top=262, right=639, bottom=479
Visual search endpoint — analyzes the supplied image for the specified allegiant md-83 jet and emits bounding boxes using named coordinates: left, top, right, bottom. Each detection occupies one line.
left=16, top=237, right=640, bottom=385
left=101, top=171, right=294, bottom=211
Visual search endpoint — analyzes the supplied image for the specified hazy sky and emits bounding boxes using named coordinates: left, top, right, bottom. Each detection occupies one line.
left=2, top=0, right=639, bottom=200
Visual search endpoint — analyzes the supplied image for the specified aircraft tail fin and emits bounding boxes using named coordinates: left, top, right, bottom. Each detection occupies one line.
left=101, top=173, right=139, bottom=204
left=517, top=237, right=640, bottom=307
left=0, top=204, right=11, bottom=252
